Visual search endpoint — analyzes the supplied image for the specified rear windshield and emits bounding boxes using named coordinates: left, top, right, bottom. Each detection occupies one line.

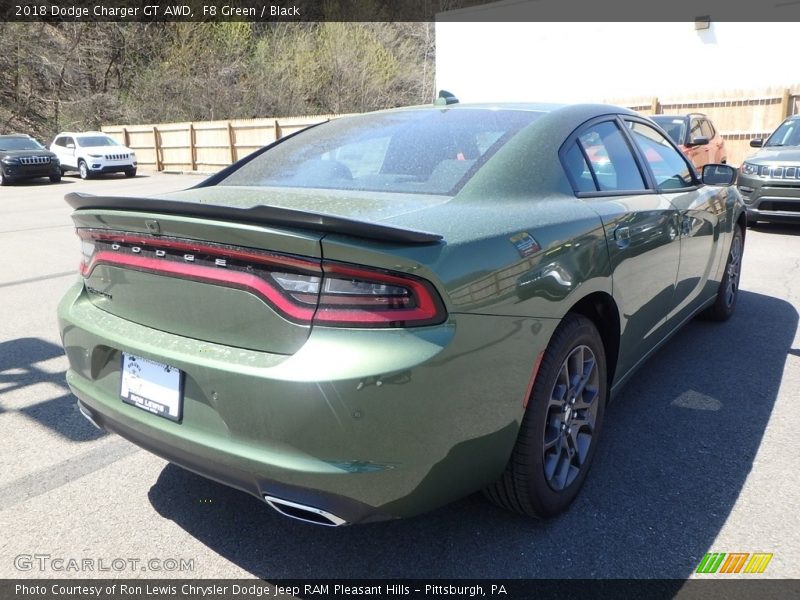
left=651, top=116, right=686, bottom=146
left=0, top=137, right=44, bottom=151
left=220, top=109, right=543, bottom=195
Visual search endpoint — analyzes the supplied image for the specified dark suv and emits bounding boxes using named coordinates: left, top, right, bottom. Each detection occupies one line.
left=738, top=115, right=800, bottom=225
left=0, top=134, right=62, bottom=185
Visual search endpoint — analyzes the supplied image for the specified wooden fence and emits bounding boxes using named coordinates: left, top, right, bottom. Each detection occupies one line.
left=606, top=86, right=800, bottom=167
left=103, top=87, right=800, bottom=173
left=102, top=114, right=348, bottom=174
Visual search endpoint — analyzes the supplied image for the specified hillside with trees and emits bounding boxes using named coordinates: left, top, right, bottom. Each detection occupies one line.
left=0, top=22, right=435, bottom=142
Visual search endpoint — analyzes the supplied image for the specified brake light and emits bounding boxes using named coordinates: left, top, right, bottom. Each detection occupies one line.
left=77, top=229, right=446, bottom=328
left=270, top=263, right=444, bottom=327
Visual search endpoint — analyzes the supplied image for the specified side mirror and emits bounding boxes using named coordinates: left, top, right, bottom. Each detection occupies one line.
left=702, top=163, right=737, bottom=186
left=750, top=139, right=764, bottom=148
left=686, top=136, right=709, bottom=147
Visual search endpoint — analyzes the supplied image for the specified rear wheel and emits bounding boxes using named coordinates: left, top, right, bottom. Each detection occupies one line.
left=79, top=160, right=90, bottom=180
left=702, top=226, right=743, bottom=322
left=484, top=314, right=607, bottom=518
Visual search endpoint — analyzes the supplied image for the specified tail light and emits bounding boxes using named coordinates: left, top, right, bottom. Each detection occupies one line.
left=77, top=229, right=446, bottom=328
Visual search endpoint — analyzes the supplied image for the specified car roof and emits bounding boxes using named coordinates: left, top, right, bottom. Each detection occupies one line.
left=371, top=101, right=636, bottom=116
left=652, top=114, right=690, bottom=120
left=0, top=134, right=34, bottom=138
left=56, top=131, right=107, bottom=136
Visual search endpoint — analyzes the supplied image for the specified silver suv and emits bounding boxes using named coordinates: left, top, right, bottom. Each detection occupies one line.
left=50, top=132, right=137, bottom=179
left=738, top=115, right=800, bottom=225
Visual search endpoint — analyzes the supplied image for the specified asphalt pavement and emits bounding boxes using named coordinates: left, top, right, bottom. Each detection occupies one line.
left=0, top=172, right=798, bottom=580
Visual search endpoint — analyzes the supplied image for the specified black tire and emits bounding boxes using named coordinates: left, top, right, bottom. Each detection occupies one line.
left=484, top=314, right=607, bottom=518
left=124, top=168, right=137, bottom=178
left=702, top=225, right=744, bottom=322
left=49, top=175, right=61, bottom=183
left=78, top=160, right=90, bottom=180
left=60, top=167, right=66, bottom=176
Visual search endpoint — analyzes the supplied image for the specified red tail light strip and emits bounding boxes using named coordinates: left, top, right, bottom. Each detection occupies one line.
left=78, top=229, right=447, bottom=328
left=316, top=263, right=442, bottom=325
left=85, top=251, right=316, bottom=322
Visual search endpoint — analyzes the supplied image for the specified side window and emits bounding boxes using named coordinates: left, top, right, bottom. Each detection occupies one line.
left=53, top=137, right=65, bottom=147
left=700, top=119, right=715, bottom=139
left=65, top=137, right=75, bottom=147
left=562, top=143, right=596, bottom=192
left=576, top=120, right=646, bottom=192
left=628, top=121, right=696, bottom=191
left=689, top=118, right=703, bottom=143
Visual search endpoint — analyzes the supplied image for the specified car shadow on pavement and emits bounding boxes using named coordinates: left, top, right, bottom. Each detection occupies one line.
left=147, top=290, right=797, bottom=579
left=0, top=337, right=105, bottom=441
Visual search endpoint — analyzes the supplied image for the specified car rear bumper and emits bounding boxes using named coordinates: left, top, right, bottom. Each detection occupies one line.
left=58, top=282, right=554, bottom=522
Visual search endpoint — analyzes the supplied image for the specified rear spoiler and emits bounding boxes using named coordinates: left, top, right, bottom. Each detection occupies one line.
left=65, top=193, right=443, bottom=245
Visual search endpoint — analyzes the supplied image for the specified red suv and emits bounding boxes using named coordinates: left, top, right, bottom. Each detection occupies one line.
left=650, top=113, right=727, bottom=170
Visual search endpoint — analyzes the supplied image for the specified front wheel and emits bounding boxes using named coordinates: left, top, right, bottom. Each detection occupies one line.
left=124, top=168, right=137, bottom=178
left=484, top=314, right=607, bottom=518
left=49, top=174, right=61, bottom=183
left=78, top=160, right=90, bottom=180
left=702, top=226, right=744, bottom=321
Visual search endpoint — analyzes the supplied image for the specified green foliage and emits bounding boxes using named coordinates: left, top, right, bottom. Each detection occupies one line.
left=0, top=22, right=435, bottom=141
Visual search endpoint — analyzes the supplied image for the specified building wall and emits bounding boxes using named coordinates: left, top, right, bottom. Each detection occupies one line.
left=435, top=21, right=800, bottom=104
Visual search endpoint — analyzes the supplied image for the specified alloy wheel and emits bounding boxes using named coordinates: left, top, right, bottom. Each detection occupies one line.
left=543, top=344, right=600, bottom=491
left=724, top=233, right=742, bottom=308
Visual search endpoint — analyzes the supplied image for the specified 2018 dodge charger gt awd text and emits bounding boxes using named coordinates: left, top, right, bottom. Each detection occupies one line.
left=58, top=103, right=745, bottom=525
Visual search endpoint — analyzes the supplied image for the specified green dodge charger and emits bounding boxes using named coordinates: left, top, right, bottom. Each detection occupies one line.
left=58, top=102, right=745, bottom=525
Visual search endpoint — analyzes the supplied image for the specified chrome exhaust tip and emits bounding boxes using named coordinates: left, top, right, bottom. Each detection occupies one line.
left=77, top=401, right=104, bottom=431
left=264, top=495, right=348, bottom=527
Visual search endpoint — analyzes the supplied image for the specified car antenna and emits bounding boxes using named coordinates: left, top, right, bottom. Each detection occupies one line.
left=434, top=90, right=459, bottom=106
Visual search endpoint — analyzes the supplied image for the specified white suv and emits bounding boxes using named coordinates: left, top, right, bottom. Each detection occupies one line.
left=50, top=132, right=137, bottom=179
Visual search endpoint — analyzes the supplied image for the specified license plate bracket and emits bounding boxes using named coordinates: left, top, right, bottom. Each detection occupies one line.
left=120, top=353, right=184, bottom=422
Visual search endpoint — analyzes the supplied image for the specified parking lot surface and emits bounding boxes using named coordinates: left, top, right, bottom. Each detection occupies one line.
left=1, top=172, right=799, bottom=579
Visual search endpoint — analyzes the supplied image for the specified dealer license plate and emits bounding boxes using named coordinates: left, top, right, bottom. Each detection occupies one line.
left=120, top=353, right=183, bottom=422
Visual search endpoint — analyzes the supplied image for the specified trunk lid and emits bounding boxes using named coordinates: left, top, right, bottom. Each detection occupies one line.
left=73, top=208, right=325, bottom=356
left=68, top=189, right=444, bottom=356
